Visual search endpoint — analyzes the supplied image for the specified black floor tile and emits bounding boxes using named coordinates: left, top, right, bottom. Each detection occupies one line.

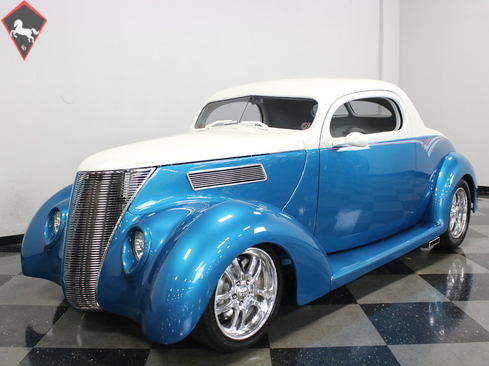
left=421, top=273, right=489, bottom=301
left=151, top=336, right=205, bottom=350
left=0, top=305, right=68, bottom=347
left=368, top=258, right=415, bottom=275
left=20, top=348, right=150, bottom=366
left=270, top=346, right=401, bottom=366
left=361, top=302, right=489, bottom=345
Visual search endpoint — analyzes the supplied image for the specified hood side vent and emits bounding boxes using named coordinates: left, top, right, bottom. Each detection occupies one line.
left=188, top=164, right=267, bottom=190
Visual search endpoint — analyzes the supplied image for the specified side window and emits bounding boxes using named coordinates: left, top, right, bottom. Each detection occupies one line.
left=195, top=98, right=263, bottom=128
left=330, top=98, right=401, bottom=137
left=333, top=104, right=348, bottom=117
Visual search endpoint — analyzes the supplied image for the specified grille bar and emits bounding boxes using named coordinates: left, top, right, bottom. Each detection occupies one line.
left=187, top=164, right=267, bottom=190
left=63, top=168, right=154, bottom=310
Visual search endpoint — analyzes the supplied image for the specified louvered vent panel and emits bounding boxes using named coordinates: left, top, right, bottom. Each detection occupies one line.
left=188, top=164, right=267, bottom=190
left=63, top=168, right=153, bottom=310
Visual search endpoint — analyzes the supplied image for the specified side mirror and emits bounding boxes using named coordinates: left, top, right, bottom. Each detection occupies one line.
left=332, top=132, right=368, bottom=148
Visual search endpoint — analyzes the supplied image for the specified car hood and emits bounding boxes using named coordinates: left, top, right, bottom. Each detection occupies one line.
left=78, top=126, right=307, bottom=171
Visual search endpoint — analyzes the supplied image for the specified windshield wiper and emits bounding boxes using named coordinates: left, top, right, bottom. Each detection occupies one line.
left=205, top=120, right=238, bottom=129
left=238, top=121, right=268, bottom=130
left=205, top=120, right=268, bottom=131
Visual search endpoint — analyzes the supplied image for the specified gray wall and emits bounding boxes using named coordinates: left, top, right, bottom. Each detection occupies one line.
left=0, top=0, right=395, bottom=236
left=399, top=0, right=488, bottom=188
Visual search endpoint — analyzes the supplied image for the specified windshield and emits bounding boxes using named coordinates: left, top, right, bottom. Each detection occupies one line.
left=195, top=96, right=318, bottom=130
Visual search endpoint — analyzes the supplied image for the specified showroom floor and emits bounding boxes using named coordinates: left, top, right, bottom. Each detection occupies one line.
left=1, top=199, right=489, bottom=366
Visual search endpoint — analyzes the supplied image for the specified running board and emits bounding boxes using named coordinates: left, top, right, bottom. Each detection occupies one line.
left=327, top=223, right=445, bottom=290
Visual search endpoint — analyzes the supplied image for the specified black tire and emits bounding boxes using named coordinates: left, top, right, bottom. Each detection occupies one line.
left=439, top=180, right=471, bottom=249
left=191, top=245, right=283, bottom=352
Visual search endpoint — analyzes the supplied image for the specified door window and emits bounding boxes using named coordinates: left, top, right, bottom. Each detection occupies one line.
left=330, top=98, right=401, bottom=137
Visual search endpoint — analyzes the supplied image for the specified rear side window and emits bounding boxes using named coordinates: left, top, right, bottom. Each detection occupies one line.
left=330, top=98, right=401, bottom=137
left=349, top=100, right=392, bottom=117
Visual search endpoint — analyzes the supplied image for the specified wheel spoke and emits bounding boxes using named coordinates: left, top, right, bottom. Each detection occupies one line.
left=215, top=291, right=232, bottom=304
left=229, top=307, right=243, bottom=331
left=224, top=265, right=237, bottom=283
left=255, top=288, right=275, bottom=300
left=249, top=260, right=263, bottom=284
left=230, top=258, right=242, bottom=278
left=248, top=297, right=264, bottom=312
left=216, top=299, right=234, bottom=316
left=246, top=255, right=259, bottom=276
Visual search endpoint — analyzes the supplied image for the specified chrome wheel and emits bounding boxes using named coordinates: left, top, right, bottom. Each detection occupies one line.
left=449, top=186, right=469, bottom=239
left=214, top=247, right=278, bottom=340
left=440, top=180, right=471, bottom=249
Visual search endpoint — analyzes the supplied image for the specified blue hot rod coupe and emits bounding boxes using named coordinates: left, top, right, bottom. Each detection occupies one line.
left=22, top=79, right=477, bottom=351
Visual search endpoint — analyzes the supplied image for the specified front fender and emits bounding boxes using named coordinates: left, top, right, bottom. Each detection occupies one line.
left=141, top=199, right=332, bottom=344
left=21, top=185, right=72, bottom=285
left=430, top=152, right=477, bottom=228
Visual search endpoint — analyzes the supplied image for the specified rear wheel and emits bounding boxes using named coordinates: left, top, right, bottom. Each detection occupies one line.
left=192, top=245, right=283, bottom=352
left=439, top=180, right=471, bottom=249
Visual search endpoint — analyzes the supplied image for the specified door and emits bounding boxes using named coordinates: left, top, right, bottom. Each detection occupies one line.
left=316, top=92, right=416, bottom=253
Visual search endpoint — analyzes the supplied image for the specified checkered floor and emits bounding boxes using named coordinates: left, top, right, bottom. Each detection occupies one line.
left=1, top=199, right=489, bottom=366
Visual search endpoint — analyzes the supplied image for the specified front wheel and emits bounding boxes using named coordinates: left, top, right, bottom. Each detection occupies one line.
left=439, top=180, right=471, bottom=249
left=192, top=245, right=283, bottom=352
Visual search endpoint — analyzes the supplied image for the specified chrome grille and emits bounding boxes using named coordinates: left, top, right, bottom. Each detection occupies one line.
left=187, top=164, right=267, bottom=190
left=63, top=168, right=154, bottom=310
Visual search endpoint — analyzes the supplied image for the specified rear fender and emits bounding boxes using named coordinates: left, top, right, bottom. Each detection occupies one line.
left=430, top=152, right=477, bottom=227
left=141, top=199, right=332, bottom=344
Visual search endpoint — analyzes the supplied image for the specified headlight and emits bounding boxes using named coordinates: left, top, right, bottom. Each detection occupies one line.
left=44, top=208, right=64, bottom=246
left=123, top=227, right=151, bottom=277
left=52, top=209, right=62, bottom=234
left=131, top=230, right=145, bottom=260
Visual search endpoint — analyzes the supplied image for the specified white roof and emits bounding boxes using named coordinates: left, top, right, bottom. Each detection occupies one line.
left=204, top=78, right=405, bottom=104
left=201, top=78, right=430, bottom=138
left=79, top=78, right=436, bottom=172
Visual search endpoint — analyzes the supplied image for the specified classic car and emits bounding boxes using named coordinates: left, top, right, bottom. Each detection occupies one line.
left=22, top=79, right=477, bottom=352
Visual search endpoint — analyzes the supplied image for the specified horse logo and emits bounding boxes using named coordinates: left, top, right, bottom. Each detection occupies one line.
left=10, top=19, right=39, bottom=43
left=2, top=1, right=47, bottom=60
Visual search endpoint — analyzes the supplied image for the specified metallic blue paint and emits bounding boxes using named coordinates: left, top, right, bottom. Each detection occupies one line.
left=328, top=220, right=445, bottom=289
left=97, top=199, right=332, bottom=343
left=316, top=139, right=416, bottom=252
left=428, top=152, right=478, bottom=226
left=129, top=151, right=306, bottom=216
left=20, top=135, right=477, bottom=346
left=283, top=149, right=320, bottom=233
left=407, top=136, right=455, bottom=227
left=22, top=185, right=72, bottom=285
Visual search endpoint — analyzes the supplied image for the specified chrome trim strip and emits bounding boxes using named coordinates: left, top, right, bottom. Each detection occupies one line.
left=187, top=164, right=267, bottom=190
